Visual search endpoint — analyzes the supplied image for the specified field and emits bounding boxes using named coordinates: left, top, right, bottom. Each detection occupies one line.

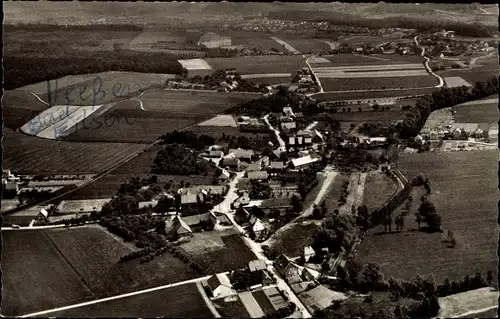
left=213, top=295, right=250, bottom=318
left=224, top=30, right=287, bottom=53
left=241, top=75, right=293, bottom=86
left=357, top=150, right=498, bottom=283
left=362, top=170, right=398, bottom=212
left=2, top=90, right=51, bottom=129
left=327, top=110, right=404, bottom=125
left=337, top=35, right=402, bottom=46
left=1, top=230, right=94, bottom=316
left=438, top=287, right=499, bottom=318
left=2, top=128, right=149, bottom=175
left=1, top=226, right=200, bottom=316
left=453, top=97, right=499, bottom=123
left=44, top=283, right=213, bottom=318
left=318, top=54, right=425, bottom=66
left=63, top=90, right=259, bottom=143
left=204, top=55, right=304, bottom=74
left=444, top=76, right=472, bottom=88
left=60, top=144, right=213, bottom=199
left=279, top=38, right=330, bottom=54
left=320, top=76, right=437, bottom=91
left=472, top=307, right=498, bottom=318
left=322, top=173, right=350, bottom=213
left=270, top=223, right=318, bottom=258
left=311, top=87, right=438, bottom=101
left=185, top=232, right=257, bottom=274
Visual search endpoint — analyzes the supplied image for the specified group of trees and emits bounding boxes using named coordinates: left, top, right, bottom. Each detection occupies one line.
left=312, top=202, right=328, bottom=219
left=152, top=144, right=216, bottom=176
left=437, top=272, right=490, bottom=297
left=331, top=140, right=380, bottom=172
left=230, top=269, right=269, bottom=290
left=100, top=214, right=165, bottom=245
left=158, top=130, right=216, bottom=151
left=357, top=123, right=390, bottom=138
left=393, top=78, right=499, bottom=139
left=416, top=198, right=442, bottom=232
left=312, top=214, right=358, bottom=255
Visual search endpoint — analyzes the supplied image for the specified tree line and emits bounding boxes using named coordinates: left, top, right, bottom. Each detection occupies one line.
left=393, top=77, right=499, bottom=139
left=152, top=144, right=216, bottom=176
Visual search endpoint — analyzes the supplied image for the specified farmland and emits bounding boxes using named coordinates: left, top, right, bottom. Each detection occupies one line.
left=43, top=283, right=213, bottom=318
left=184, top=232, right=257, bottom=274
left=226, top=30, right=288, bottom=53
left=2, top=128, right=149, bottom=175
left=327, top=110, right=404, bottom=125
left=453, top=97, right=499, bottom=123
left=64, top=90, right=260, bottom=143
left=241, top=75, right=293, bottom=86
left=318, top=54, right=425, bottom=66
left=205, top=55, right=304, bottom=74
left=213, top=295, right=250, bottom=318
left=1, top=226, right=200, bottom=316
left=312, top=87, right=438, bottom=101
left=2, top=90, right=51, bottom=129
left=278, top=38, right=330, bottom=54
left=362, top=170, right=398, bottom=212
left=357, top=150, right=498, bottom=282
left=320, top=76, right=438, bottom=91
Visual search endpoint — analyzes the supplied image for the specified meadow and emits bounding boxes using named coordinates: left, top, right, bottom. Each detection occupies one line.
left=279, top=38, right=330, bottom=54
left=357, top=150, right=498, bottom=283
left=311, top=87, right=438, bottom=101
left=320, top=76, right=437, bottom=91
left=328, top=110, right=404, bottom=125
left=270, top=222, right=318, bottom=258
left=453, top=97, right=499, bottom=123
left=362, top=170, right=398, bottom=212
left=204, top=55, right=304, bottom=74
left=320, top=54, right=425, bottom=66
left=2, top=128, right=148, bottom=175
left=1, top=226, right=200, bottom=316
left=225, top=30, right=288, bottom=53
left=42, top=283, right=213, bottom=318
left=63, top=90, right=259, bottom=143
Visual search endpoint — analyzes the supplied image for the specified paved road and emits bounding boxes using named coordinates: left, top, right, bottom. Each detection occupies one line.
left=305, top=56, right=324, bottom=93
left=262, top=114, right=287, bottom=152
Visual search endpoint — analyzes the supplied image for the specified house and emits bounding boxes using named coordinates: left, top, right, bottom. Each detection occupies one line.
left=270, top=184, right=299, bottom=199
left=183, top=185, right=227, bottom=196
left=283, top=106, right=295, bottom=117
left=249, top=259, right=267, bottom=272
left=138, top=200, right=159, bottom=209
left=281, top=121, right=297, bottom=132
left=249, top=215, right=267, bottom=238
left=182, top=212, right=217, bottom=228
left=301, top=267, right=320, bottom=282
left=284, top=262, right=302, bottom=284
left=452, top=127, right=462, bottom=139
left=291, top=155, right=320, bottom=169
left=246, top=162, right=262, bottom=172
left=260, top=198, right=293, bottom=216
left=299, top=285, right=347, bottom=313
left=263, top=287, right=289, bottom=310
left=291, top=281, right=315, bottom=294
left=228, top=148, right=254, bottom=161
left=268, top=161, right=285, bottom=173
left=298, top=150, right=310, bottom=157
left=303, top=246, right=315, bottom=262
left=247, top=170, right=269, bottom=181
left=165, top=215, right=193, bottom=238
left=232, top=192, right=250, bottom=209
left=218, top=169, right=231, bottom=181
left=235, top=206, right=253, bottom=224
left=180, top=193, right=203, bottom=206
left=208, top=150, right=224, bottom=158
left=207, top=273, right=236, bottom=299
left=222, top=157, right=241, bottom=169
left=237, top=178, right=252, bottom=192
left=473, top=128, right=484, bottom=138
left=38, top=208, right=49, bottom=221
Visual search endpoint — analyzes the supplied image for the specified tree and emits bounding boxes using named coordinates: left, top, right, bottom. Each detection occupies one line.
left=312, top=204, right=322, bottom=219
left=487, top=270, right=494, bottom=286
left=320, top=201, right=327, bottom=218
left=415, top=212, right=422, bottom=229
left=358, top=263, right=384, bottom=292
left=439, top=278, right=452, bottom=296
left=372, top=103, right=380, bottom=111
left=291, top=194, right=303, bottom=213
left=395, top=214, right=404, bottom=232
left=424, top=180, right=431, bottom=195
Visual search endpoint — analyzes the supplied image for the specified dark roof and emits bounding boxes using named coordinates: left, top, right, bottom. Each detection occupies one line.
left=260, top=198, right=293, bottom=208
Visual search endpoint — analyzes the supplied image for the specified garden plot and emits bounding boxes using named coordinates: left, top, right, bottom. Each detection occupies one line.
left=444, top=76, right=472, bottom=88
left=197, top=115, right=238, bottom=127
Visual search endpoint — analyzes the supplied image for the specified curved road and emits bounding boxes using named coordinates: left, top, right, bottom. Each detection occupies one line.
left=414, top=35, right=445, bottom=88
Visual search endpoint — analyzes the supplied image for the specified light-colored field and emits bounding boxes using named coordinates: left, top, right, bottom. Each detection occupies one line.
left=179, top=58, right=213, bottom=70
left=420, top=107, right=454, bottom=135
left=278, top=38, right=330, bottom=54
left=438, top=287, right=499, bottom=318
left=315, top=69, right=429, bottom=78
left=56, top=199, right=111, bottom=214
left=320, top=76, right=437, bottom=91
left=363, top=170, right=398, bottom=212
left=197, top=115, right=237, bottom=127
left=270, top=36, right=301, bottom=54
left=445, top=76, right=472, bottom=88
left=180, top=232, right=226, bottom=254
left=321, top=54, right=424, bottom=66
left=308, top=56, right=333, bottom=64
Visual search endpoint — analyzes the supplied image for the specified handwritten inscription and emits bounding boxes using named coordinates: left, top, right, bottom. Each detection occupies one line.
left=24, top=75, right=158, bottom=138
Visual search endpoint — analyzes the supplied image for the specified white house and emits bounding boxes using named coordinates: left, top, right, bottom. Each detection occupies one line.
left=291, top=155, right=320, bottom=169
left=303, top=246, right=315, bottom=262
left=207, top=273, right=235, bottom=299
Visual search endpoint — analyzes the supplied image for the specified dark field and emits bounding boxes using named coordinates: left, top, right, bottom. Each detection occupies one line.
left=358, top=150, right=498, bottom=283
left=205, top=55, right=304, bottom=74
left=213, top=296, right=250, bottom=318
left=244, top=76, right=293, bottom=86
left=311, top=87, right=438, bottom=101
left=1, top=226, right=200, bottom=316
left=270, top=223, right=317, bottom=258
left=187, top=233, right=257, bottom=274
left=64, top=90, right=259, bottom=143
left=320, top=76, right=438, bottom=91
left=2, top=128, right=149, bottom=175
left=453, top=99, right=499, bottom=123
left=44, top=283, right=213, bottom=318
left=280, top=38, right=330, bottom=54
left=327, top=110, right=404, bottom=124
left=321, top=54, right=425, bottom=66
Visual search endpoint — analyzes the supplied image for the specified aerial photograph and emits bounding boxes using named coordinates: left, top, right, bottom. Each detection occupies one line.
left=1, top=2, right=499, bottom=318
